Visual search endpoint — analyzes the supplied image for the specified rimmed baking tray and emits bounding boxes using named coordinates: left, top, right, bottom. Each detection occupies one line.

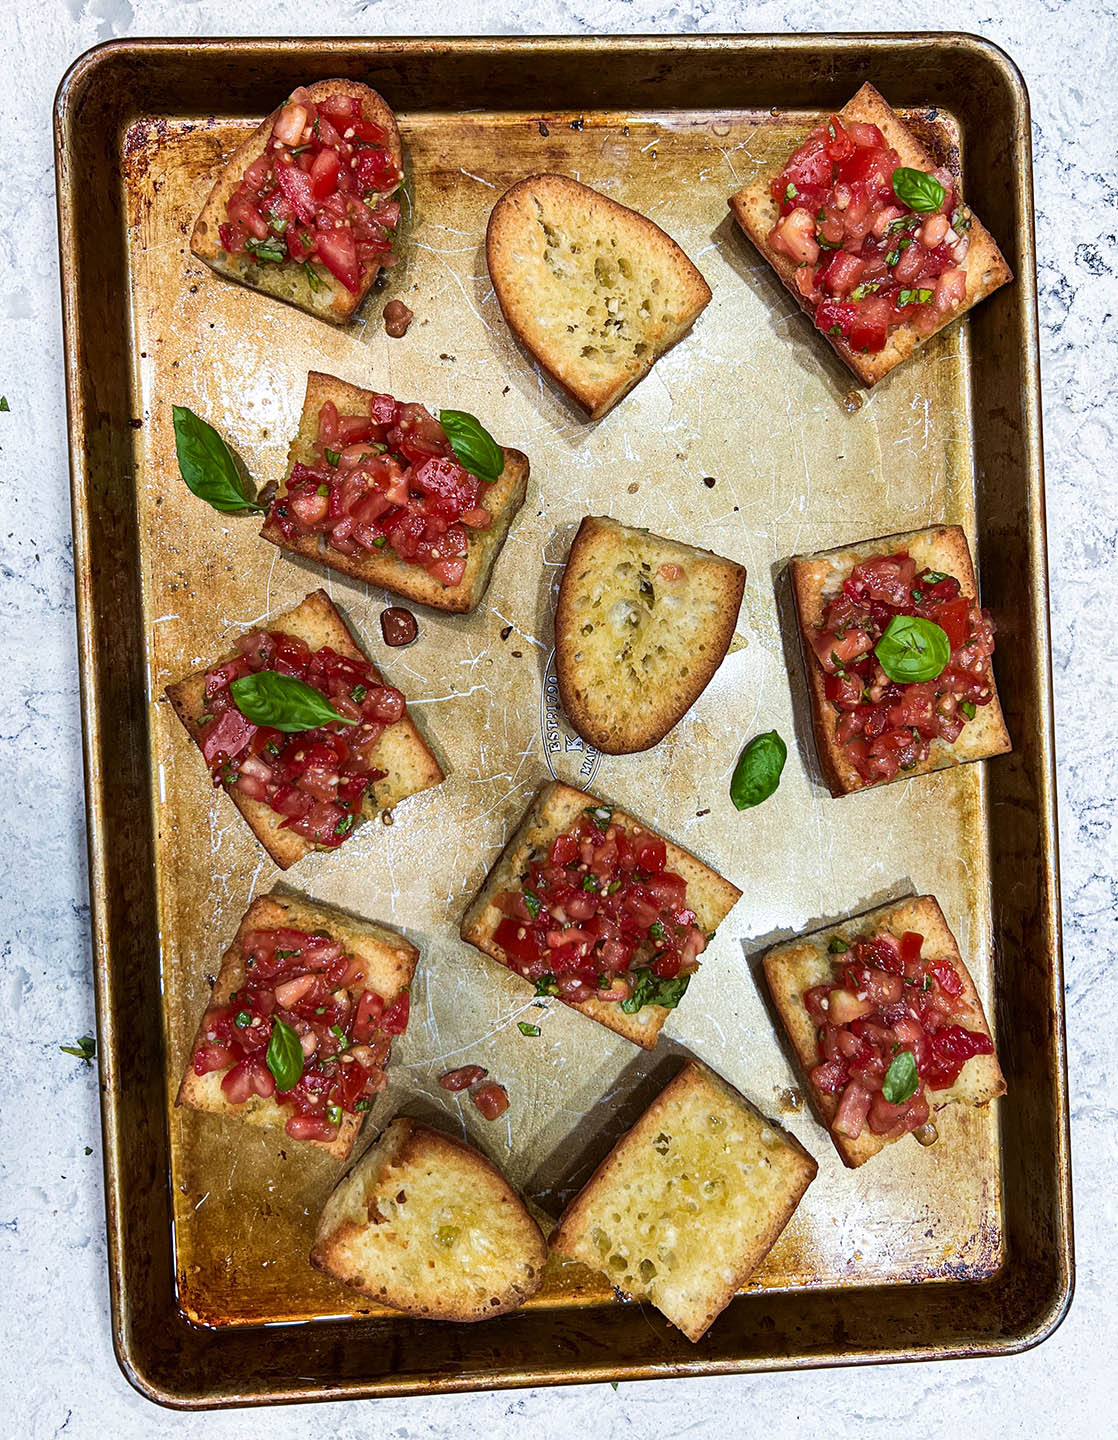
left=55, top=33, right=1071, bottom=1408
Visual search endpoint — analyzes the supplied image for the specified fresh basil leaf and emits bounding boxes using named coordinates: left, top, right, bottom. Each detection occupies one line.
left=960, top=700, right=977, bottom=720
left=266, top=1017, right=304, bottom=1092
left=172, top=405, right=264, bottom=514
left=730, top=730, right=787, bottom=811
left=828, top=936, right=849, bottom=954
left=229, top=670, right=358, bottom=732
left=438, top=409, right=504, bottom=483
left=882, top=1049, right=919, bottom=1104
left=891, top=166, right=946, bottom=214
left=0, top=396, right=8, bottom=412
left=874, top=615, right=950, bottom=684
left=517, top=1021, right=541, bottom=1037
left=535, top=973, right=559, bottom=997
left=621, top=968, right=691, bottom=1015
left=60, top=1034, right=96, bottom=1065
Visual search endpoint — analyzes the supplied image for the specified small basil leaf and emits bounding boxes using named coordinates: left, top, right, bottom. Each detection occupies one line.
left=874, top=615, right=950, bottom=684
left=517, top=1021, right=541, bottom=1037
left=882, top=1049, right=919, bottom=1104
left=60, top=1034, right=97, bottom=1065
left=229, top=671, right=358, bottom=732
left=438, top=409, right=504, bottom=483
left=730, top=730, right=787, bottom=811
left=172, top=405, right=264, bottom=514
left=266, top=1017, right=304, bottom=1092
left=535, top=973, right=558, bottom=996
left=891, top=166, right=946, bottom=214
left=620, top=968, right=691, bottom=1015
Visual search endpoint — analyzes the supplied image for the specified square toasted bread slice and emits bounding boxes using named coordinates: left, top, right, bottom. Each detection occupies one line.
left=190, top=80, right=402, bottom=325
left=311, top=1116, right=547, bottom=1318
left=176, top=891, right=417, bottom=1162
left=165, top=588, right=443, bottom=869
left=486, top=174, right=712, bottom=420
left=763, top=895, right=1005, bottom=1169
left=729, top=83, right=1012, bottom=386
left=555, top=515, right=746, bottom=754
left=789, top=524, right=1011, bottom=796
left=550, top=1060, right=817, bottom=1341
left=259, top=372, right=530, bottom=614
left=460, top=781, right=742, bottom=1050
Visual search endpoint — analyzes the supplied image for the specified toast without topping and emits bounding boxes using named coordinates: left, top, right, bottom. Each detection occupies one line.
left=190, top=80, right=402, bottom=325
left=486, top=174, right=712, bottom=419
left=789, top=524, right=1010, bottom=796
left=556, top=515, right=745, bottom=754
left=550, top=1061, right=817, bottom=1341
left=259, top=372, right=530, bottom=614
left=459, top=781, right=741, bottom=1050
left=311, top=1117, right=547, bottom=1318
left=762, top=895, right=1005, bottom=1169
left=164, top=588, right=443, bottom=869
left=729, top=83, right=1012, bottom=385
left=176, top=891, right=417, bottom=1161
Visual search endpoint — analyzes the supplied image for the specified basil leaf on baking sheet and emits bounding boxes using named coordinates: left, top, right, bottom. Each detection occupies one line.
left=230, top=671, right=358, bottom=732
left=891, top=167, right=946, bottom=214
left=882, top=1049, right=919, bottom=1105
left=439, top=409, right=504, bottom=483
left=266, top=1017, right=305, bottom=1093
left=874, top=615, right=950, bottom=684
left=172, top=405, right=264, bottom=514
left=730, top=730, right=787, bottom=811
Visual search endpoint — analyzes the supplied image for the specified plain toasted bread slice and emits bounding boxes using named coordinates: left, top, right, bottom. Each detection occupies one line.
left=728, top=83, right=1012, bottom=386
left=176, top=891, right=417, bottom=1161
left=550, top=1061, right=817, bottom=1341
left=165, top=588, right=444, bottom=869
left=762, top=895, right=1006, bottom=1169
left=788, top=524, right=1011, bottom=796
left=460, top=781, right=741, bottom=1050
left=259, top=371, right=530, bottom=614
left=555, top=515, right=746, bottom=754
left=311, top=1117, right=547, bottom=1318
left=190, top=80, right=402, bottom=326
left=486, top=174, right=712, bottom=419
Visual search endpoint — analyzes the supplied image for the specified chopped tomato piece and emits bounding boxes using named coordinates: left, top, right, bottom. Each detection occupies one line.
left=472, top=1082, right=509, bottom=1121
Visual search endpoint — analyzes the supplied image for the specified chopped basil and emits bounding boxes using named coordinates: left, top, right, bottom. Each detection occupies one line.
left=874, top=615, right=950, bottom=684
left=245, top=236, right=287, bottom=263
left=911, top=588, right=924, bottom=604
left=961, top=700, right=977, bottom=720
left=268, top=216, right=289, bottom=235
left=265, top=1018, right=303, bottom=1092
left=334, top=813, right=355, bottom=838
left=303, top=260, right=322, bottom=291
left=817, top=234, right=842, bottom=250
left=534, top=974, right=559, bottom=997
left=585, top=805, right=613, bottom=832
left=316, top=483, right=330, bottom=497
left=828, top=323, right=844, bottom=337
left=330, top=1024, right=350, bottom=1052
left=517, top=1021, right=541, bottom=1037
left=60, top=1035, right=96, bottom=1066
left=784, top=182, right=797, bottom=202
left=953, top=208, right=972, bottom=235
left=372, top=536, right=387, bottom=548
left=291, top=143, right=313, bottom=155
left=848, top=282, right=881, bottom=301
left=324, top=447, right=341, bottom=467
left=620, top=968, right=690, bottom=1015
left=582, top=874, right=599, bottom=892
left=649, top=921, right=666, bottom=941
left=325, top=1104, right=342, bottom=1127
left=523, top=890, right=542, bottom=919
left=607, top=879, right=622, bottom=895
left=828, top=936, right=849, bottom=954
left=351, top=684, right=367, bottom=704
left=885, top=248, right=900, bottom=267
left=891, top=166, right=946, bottom=213
left=882, top=1049, right=919, bottom=1104
left=234, top=1011, right=251, bottom=1028
left=897, top=287, right=934, bottom=308
left=885, top=214, right=921, bottom=236
left=354, top=1099, right=371, bottom=1112
left=0, top=396, right=8, bottom=412
left=920, top=570, right=949, bottom=584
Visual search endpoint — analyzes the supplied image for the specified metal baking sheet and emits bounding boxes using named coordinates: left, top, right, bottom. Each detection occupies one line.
left=55, top=34, right=1071, bottom=1407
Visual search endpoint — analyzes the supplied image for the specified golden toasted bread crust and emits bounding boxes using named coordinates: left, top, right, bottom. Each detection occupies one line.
left=762, top=895, right=1005, bottom=1169
left=164, top=588, right=444, bottom=868
left=176, top=892, right=417, bottom=1161
left=190, top=80, right=402, bottom=325
left=788, top=524, right=1011, bottom=795
left=259, top=372, right=529, bottom=613
left=555, top=515, right=746, bottom=753
left=550, top=1061, right=817, bottom=1340
left=310, top=1117, right=547, bottom=1319
left=486, top=174, right=712, bottom=419
left=728, top=83, right=1013, bottom=385
left=460, top=781, right=741, bottom=1050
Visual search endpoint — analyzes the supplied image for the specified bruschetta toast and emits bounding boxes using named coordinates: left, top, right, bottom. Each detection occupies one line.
left=460, top=781, right=741, bottom=1050
left=550, top=1061, right=817, bottom=1341
left=177, top=891, right=417, bottom=1161
left=763, top=895, right=1005, bottom=1169
left=311, top=1117, right=547, bottom=1318
left=259, top=372, right=529, bottom=614
left=729, top=83, right=1012, bottom=385
left=789, top=524, right=1010, bottom=795
left=165, top=588, right=443, bottom=868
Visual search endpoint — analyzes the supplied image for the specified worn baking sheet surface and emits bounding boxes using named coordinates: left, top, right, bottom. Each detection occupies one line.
left=123, top=101, right=1002, bottom=1329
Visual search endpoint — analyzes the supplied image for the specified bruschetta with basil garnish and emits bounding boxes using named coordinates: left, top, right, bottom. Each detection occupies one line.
left=178, top=890, right=417, bottom=1159
left=460, top=781, right=741, bottom=1050
left=729, top=83, right=1012, bottom=385
left=259, top=372, right=530, bottom=613
left=190, top=81, right=403, bottom=325
left=165, top=589, right=443, bottom=868
left=789, top=524, right=1010, bottom=795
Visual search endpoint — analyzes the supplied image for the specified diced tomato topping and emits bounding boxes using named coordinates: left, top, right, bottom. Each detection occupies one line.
left=472, top=1081, right=510, bottom=1121
left=439, top=1065, right=488, bottom=1092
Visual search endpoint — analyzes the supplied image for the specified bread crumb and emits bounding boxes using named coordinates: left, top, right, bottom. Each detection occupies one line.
left=627, top=482, right=639, bottom=494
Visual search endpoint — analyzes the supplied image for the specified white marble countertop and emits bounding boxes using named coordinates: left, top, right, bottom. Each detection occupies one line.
left=1, top=1, right=1114, bottom=1435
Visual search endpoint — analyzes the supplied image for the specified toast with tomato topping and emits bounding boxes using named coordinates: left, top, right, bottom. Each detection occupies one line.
left=176, top=891, right=417, bottom=1161
left=555, top=515, right=745, bottom=753
left=729, top=83, right=1012, bottom=386
left=190, top=80, right=402, bottom=325
left=165, top=588, right=443, bottom=868
left=789, top=524, right=1010, bottom=795
left=550, top=1061, right=817, bottom=1341
left=311, top=1117, right=547, bottom=1318
left=763, top=896, right=1004, bottom=1169
left=486, top=174, right=712, bottom=419
left=460, top=781, right=741, bottom=1050
left=259, top=372, right=530, bottom=614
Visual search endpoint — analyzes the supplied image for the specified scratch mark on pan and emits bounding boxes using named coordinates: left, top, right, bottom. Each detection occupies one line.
left=459, top=168, right=496, bottom=189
